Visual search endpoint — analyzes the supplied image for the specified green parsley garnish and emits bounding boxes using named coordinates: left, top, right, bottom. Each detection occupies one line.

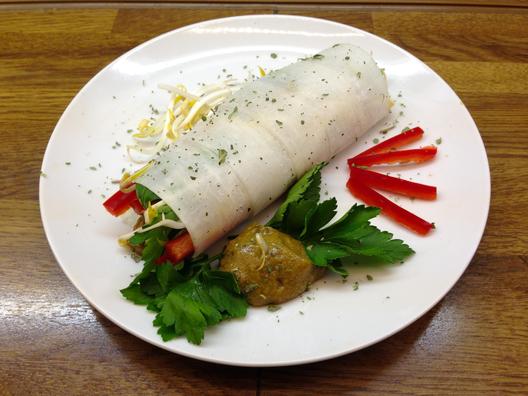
left=135, top=184, right=160, bottom=208
left=121, top=256, right=247, bottom=345
left=267, top=163, right=414, bottom=276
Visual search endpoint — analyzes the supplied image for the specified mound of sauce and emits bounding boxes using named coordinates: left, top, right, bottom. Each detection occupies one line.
left=220, top=224, right=325, bottom=306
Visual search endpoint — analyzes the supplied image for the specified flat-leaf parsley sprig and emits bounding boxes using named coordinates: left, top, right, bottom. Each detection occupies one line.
left=268, top=163, right=414, bottom=276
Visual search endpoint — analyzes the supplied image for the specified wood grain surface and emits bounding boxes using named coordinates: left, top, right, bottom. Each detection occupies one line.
left=1, top=4, right=527, bottom=395
left=1, top=0, right=528, bottom=8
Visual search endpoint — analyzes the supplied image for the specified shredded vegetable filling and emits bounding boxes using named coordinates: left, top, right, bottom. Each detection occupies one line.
left=118, top=208, right=184, bottom=243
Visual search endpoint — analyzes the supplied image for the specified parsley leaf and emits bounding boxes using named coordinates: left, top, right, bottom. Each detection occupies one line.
left=343, top=228, right=413, bottom=263
left=135, top=184, right=160, bottom=208
left=321, top=205, right=380, bottom=241
left=128, top=260, right=156, bottom=287
left=282, top=199, right=318, bottom=238
left=121, top=253, right=247, bottom=345
left=301, top=198, right=337, bottom=238
left=156, top=262, right=184, bottom=293
left=120, top=284, right=154, bottom=305
left=157, top=285, right=221, bottom=344
left=140, top=271, right=165, bottom=296
left=327, top=260, right=348, bottom=277
left=150, top=204, right=179, bottom=223
left=302, top=204, right=414, bottom=273
left=153, top=269, right=247, bottom=344
left=305, top=243, right=349, bottom=266
left=267, top=162, right=325, bottom=228
left=140, top=228, right=170, bottom=263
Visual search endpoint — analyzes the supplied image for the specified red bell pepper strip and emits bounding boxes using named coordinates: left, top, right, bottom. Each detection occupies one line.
left=129, top=198, right=145, bottom=215
left=353, top=127, right=424, bottom=158
left=103, top=188, right=144, bottom=217
left=349, top=167, right=437, bottom=200
left=348, top=146, right=437, bottom=167
left=157, top=232, right=195, bottom=265
left=346, top=177, right=434, bottom=235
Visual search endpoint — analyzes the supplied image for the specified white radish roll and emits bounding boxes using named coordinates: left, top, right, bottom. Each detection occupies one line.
left=137, top=43, right=390, bottom=253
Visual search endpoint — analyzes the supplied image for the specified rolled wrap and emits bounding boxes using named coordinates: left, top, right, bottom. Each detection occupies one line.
left=137, top=44, right=390, bottom=253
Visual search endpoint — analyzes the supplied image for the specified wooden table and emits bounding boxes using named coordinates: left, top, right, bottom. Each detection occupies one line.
left=1, top=2, right=527, bottom=394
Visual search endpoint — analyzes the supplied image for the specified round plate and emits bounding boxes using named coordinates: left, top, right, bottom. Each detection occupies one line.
left=40, top=15, right=490, bottom=366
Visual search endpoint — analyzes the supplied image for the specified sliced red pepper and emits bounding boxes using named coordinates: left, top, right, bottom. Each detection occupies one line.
left=129, top=198, right=145, bottom=215
left=353, top=127, right=424, bottom=158
left=103, top=188, right=143, bottom=217
left=349, top=167, right=437, bottom=200
left=158, top=232, right=195, bottom=265
left=348, top=146, right=437, bottom=167
left=346, top=177, right=434, bottom=235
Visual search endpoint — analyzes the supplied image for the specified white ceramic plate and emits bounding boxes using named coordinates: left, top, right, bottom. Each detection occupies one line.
left=40, top=15, right=490, bottom=366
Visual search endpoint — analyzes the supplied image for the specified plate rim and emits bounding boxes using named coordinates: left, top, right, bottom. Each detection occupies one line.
left=40, top=14, right=491, bottom=367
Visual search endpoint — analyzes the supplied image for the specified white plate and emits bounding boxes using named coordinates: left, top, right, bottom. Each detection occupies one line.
left=40, top=15, right=490, bottom=366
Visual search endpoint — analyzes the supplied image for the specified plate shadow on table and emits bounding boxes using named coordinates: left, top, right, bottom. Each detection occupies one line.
left=89, top=308, right=258, bottom=392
